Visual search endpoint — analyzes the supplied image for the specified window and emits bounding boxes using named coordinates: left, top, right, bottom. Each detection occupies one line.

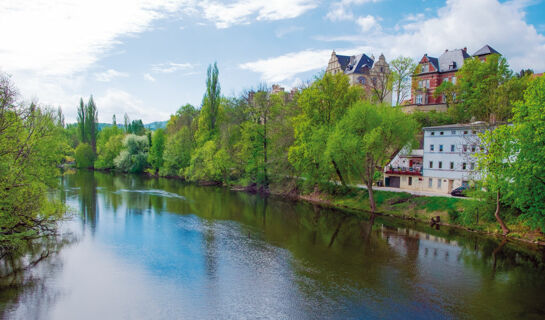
left=408, top=177, right=413, bottom=186
left=440, top=131, right=444, bottom=135
left=451, top=130, right=456, bottom=135
left=470, top=163, right=475, bottom=170
left=425, top=79, right=430, bottom=88
left=416, top=94, right=423, bottom=104
left=437, top=178, right=442, bottom=188
left=452, top=76, right=457, bottom=84
left=471, top=145, right=476, bottom=153
left=428, top=178, right=433, bottom=188
left=429, top=161, right=433, bottom=168
left=422, top=64, right=428, bottom=73
left=462, top=162, right=467, bottom=170
left=450, top=144, right=455, bottom=152
left=438, top=161, right=443, bottom=169
left=450, top=162, right=454, bottom=170
left=431, top=131, right=435, bottom=136
left=472, top=130, right=476, bottom=134
left=439, top=145, right=443, bottom=152
left=463, top=130, right=468, bottom=134
left=463, top=145, right=468, bottom=152
left=430, top=144, right=434, bottom=151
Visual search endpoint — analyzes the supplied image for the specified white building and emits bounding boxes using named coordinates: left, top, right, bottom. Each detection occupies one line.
left=422, top=123, right=486, bottom=193
left=384, top=122, right=489, bottom=194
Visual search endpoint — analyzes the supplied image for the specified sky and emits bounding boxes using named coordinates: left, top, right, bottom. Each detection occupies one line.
left=1, top=0, right=545, bottom=123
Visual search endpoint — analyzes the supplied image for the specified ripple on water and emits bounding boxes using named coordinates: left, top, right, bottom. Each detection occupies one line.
left=113, top=189, right=186, bottom=200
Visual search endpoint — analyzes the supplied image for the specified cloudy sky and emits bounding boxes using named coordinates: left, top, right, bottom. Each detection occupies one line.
left=1, top=0, right=544, bottom=123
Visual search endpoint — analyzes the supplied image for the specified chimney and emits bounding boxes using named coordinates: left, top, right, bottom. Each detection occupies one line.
left=445, top=49, right=448, bottom=52
left=463, top=47, right=467, bottom=52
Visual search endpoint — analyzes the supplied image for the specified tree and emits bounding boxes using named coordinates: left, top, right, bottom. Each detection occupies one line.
left=75, top=143, right=95, bottom=168
left=289, top=72, right=364, bottom=189
left=148, top=128, right=166, bottom=174
left=85, top=95, right=98, bottom=152
left=450, top=54, right=528, bottom=122
left=326, top=102, right=418, bottom=212
left=479, top=77, right=545, bottom=232
left=204, top=62, right=221, bottom=132
left=127, top=119, right=145, bottom=135
left=390, top=57, right=417, bottom=105
left=114, top=134, right=149, bottom=173
left=124, top=113, right=129, bottom=132
left=77, top=98, right=86, bottom=143
left=95, top=125, right=123, bottom=170
left=0, top=74, right=66, bottom=255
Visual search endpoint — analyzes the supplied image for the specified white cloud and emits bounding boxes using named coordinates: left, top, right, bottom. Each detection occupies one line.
left=95, top=89, right=170, bottom=123
left=151, top=62, right=195, bottom=73
left=244, top=0, right=545, bottom=84
left=199, top=0, right=317, bottom=28
left=356, top=15, right=380, bottom=32
left=0, top=0, right=189, bottom=76
left=144, top=73, right=156, bottom=82
left=94, top=69, right=129, bottom=82
left=240, top=49, right=332, bottom=83
left=326, top=0, right=382, bottom=21
left=275, top=25, right=304, bottom=38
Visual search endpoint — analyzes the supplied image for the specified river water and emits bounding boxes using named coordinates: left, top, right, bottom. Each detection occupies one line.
left=1, top=170, right=545, bottom=319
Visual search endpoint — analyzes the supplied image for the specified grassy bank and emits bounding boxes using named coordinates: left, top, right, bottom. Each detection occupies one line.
left=293, top=186, right=545, bottom=245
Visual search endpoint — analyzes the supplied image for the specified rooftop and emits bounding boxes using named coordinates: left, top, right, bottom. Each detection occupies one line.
left=423, top=121, right=490, bottom=130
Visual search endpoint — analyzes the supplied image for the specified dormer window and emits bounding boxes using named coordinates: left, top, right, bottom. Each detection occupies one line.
left=449, top=61, right=457, bottom=70
left=421, top=64, right=429, bottom=73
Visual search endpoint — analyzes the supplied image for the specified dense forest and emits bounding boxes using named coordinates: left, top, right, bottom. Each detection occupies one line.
left=1, top=53, right=544, bottom=255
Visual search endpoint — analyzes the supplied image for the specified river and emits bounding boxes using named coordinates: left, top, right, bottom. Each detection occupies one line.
left=1, top=170, right=545, bottom=319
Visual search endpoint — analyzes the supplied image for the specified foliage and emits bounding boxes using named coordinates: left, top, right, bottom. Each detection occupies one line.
left=127, top=119, right=145, bottom=135
left=289, top=72, right=364, bottom=188
left=450, top=54, right=528, bottom=122
left=0, top=74, right=66, bottom=255
left=411, top=110, right=455, bottom=129
left=75, top=143, right=95, bottom=168
left=95, top=131, right=124, bottom=170
left=390, top=56, right=417, bottom=106
left=326, top=102, right=418, bottom=212
left=114, top=134, right=149, bottom=173
left=148, top=128, right=166, bottom=173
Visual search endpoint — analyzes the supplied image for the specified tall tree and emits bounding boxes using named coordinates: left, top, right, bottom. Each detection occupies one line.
left=149, top=129, right=166, bottom=174
left=77, top=98, right=86, bottom=143
left=85, top=95, right=98, bottom=152
left=124, top=113, right=129, bottom=132
left=204, top=62, right=220, bottom=133
left=390, top=56, right=417, bottom=106
left=289, top=72, right=364, bottom=189
left=478, top=76, right=545, bottom=233
left=326, top=102, right=418, bottom=213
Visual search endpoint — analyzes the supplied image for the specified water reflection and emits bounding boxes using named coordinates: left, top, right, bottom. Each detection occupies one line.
left=1, top=171, right=545, bottom=319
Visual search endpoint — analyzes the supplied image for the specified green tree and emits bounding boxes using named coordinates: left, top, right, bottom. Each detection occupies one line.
left=326, top=102, right=418, bottom=212
left=0, top=74, right=66, bottom=255
left=75, top=143, right=95, bottom=168
left=289, top=72, right=364, bottom=189
left=390, top=56, right=417, bottom=106
left=114, top=134, right=149, bottom=173
left=450, top=54, right=528, bottom=122
left=148, top=128, right=166, bottom=174
left=77, top=98, right=86, bottom=143
left=85, top=95, right=98, bottom=152
left=95, top=125, right=123, bottom=170
left=479, top=76, right=545, bottom=232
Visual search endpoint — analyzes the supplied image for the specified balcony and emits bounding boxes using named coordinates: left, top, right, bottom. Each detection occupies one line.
left=385, top=166, right=423, bottom=176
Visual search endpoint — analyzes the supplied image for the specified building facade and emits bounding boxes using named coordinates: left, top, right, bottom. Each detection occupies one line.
left=385, top=122, right=488, bottom=194
left=326, top=50, right=392, bottom=104
left=403, top=45, right=500, bottom=114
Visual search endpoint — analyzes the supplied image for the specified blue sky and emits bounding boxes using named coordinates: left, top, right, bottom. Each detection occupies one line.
left=1, top=0, right=544, bottom=123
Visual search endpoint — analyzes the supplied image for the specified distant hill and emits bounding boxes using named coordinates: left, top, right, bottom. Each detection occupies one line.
left=144, top=121, right=167, bottom=130
left=95, top=121, right=168, bottom=131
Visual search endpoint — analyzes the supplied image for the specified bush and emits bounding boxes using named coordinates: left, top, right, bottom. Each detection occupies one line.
left=75, top=143, right=95, bottom=168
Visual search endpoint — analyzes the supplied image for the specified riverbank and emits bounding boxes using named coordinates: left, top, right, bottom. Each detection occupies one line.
left=287, top=186, right=545, bottom=246
left=85, top=168, right=545, bottom=246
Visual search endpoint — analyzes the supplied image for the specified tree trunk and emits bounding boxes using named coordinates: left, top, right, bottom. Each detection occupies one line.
left=331, top=160, right=346, bottom=187
left=367, top=184, right=376, bottom=213
left=495, top=190, right=510, bottom=236
left=263, top=115, right=269, bottom=190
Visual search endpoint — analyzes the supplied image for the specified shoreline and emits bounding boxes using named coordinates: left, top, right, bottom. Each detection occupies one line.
left=83, top=168, right=545, bottom=248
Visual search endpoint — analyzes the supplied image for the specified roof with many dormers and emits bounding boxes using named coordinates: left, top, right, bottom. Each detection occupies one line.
left=423, top=121, right=490, bottom=131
